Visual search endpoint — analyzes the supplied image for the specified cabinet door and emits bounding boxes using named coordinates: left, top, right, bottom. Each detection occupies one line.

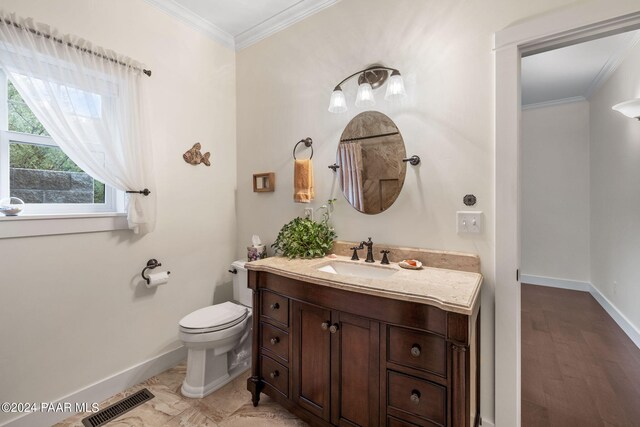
left=331, top=312, right=380, bottom=427
left=292, top=300, right=332, bottom=421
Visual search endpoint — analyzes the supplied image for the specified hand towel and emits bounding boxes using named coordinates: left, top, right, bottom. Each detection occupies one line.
left=294, top=159, right=314, bottom=203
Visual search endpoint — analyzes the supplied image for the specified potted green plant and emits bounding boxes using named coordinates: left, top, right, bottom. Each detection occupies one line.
left=272, top=200, right=337, bottom=259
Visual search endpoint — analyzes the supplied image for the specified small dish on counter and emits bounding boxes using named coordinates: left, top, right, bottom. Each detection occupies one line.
left=398, top=259, right=422, bottom=270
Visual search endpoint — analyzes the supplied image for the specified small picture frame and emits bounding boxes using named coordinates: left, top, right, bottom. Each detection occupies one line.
left=253, top=172, right=275, bottom=192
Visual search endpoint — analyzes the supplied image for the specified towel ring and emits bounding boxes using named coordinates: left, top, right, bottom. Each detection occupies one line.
left=293, top=137, right=313, bottom=160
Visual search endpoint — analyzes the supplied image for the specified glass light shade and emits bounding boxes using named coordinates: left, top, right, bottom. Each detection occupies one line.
left=328, top=88, right=347, bottom=113
left=612, top=99, right=640, bottom=119
left=385, top=72, right=407, bottom=101
left=355, top=82, right=375, bottom=107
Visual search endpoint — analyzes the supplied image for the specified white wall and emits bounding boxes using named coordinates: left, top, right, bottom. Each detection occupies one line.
left=235, top=0, right=579, bottom=422
left=0, top=0, right=236, bottom=424
left=589, top=42, right=640, bottom=332
left=521, top=101, right=591, bottom=282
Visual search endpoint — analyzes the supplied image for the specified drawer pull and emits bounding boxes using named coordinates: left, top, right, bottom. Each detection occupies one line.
left=329, top=323, right=339, bottom=334
left=270, top=302, right=280, bottom=310
left=270, top=337, right=280, bottom=345
left=269, top=370, right=279, bottom=379
left=410, top=389, right=421, bottom=404
left=321, top=321, right=330, bottom=330
left=410, top=344, right=421, bottom=358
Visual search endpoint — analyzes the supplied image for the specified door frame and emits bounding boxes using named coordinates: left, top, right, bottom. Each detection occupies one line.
left=494, top=2, right=640, bottom=426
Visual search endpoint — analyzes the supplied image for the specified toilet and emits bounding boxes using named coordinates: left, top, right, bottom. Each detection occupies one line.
left=178, top=260, right=252, bottom=398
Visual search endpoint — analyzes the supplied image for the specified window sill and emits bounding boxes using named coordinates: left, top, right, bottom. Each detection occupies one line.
left=0, top=212, right=129, bottom=239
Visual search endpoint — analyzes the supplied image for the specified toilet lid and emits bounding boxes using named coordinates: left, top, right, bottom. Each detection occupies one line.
left=179, top=302, right=248, bottom=332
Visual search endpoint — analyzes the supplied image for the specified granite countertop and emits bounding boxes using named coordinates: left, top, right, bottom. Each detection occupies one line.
left=246, top=255, right=483, bottom=315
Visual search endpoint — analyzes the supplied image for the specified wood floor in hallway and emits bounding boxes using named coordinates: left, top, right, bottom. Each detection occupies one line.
left=521, top=284, right=640, bottom=427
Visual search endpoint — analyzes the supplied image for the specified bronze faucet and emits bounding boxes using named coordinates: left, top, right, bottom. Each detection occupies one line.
left=361, top=237, right=374, bottom=263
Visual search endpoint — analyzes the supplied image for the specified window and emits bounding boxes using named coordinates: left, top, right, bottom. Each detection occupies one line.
left=0, top=73, right=122, bottom=215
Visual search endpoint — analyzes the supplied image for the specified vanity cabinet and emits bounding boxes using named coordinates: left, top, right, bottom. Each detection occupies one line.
left=247, top=270, right=480, bottom=427
left=292, top=301, right=380, bottom=425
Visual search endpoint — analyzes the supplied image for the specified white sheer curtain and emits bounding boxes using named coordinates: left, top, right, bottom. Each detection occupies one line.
left=0, top=13, right=155, bottom=233
left=338, top=142, right=364, bottom=211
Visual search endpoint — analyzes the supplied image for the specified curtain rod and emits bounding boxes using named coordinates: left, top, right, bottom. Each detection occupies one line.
left=0, top=17, right=152, bottom=77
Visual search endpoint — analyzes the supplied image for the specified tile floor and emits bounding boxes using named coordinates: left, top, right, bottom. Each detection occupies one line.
left=55, top=363, right=307, bottom=426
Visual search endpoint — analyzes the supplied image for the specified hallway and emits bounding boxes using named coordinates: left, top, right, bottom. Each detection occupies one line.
left=521, top=284, right=640, bottom=426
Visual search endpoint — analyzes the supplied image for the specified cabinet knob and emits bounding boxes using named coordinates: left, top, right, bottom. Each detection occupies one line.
left=270, top=337, right=279, bottom=345
left=321, top=321, right=330, bottom=330
left=410, top=390, right=421, bottom=404
left=410, top=344, right=421, bottom=357
left=270, top=302, right=280, bottom=310
left=269, top=370, right=279, bottom=379
left=329, top=323, right=339, bottom=334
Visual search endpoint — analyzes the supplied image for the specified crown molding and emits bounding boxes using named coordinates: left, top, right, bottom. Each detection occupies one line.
left=235, top=0, right=340, bottom=50
left=144, top=0, right=235, bottom=50
left=522, top=96, right=586, bottom=110
left=584, top=30, right=640, bottom=99
left=144, top=0, right=340, bottom=51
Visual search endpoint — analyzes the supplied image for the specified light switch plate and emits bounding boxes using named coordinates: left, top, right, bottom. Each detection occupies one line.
left=457, top=211, right=483, bottom=233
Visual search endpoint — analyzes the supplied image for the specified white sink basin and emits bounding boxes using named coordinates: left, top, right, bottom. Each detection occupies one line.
left=317, top=261, right=397, bottom=279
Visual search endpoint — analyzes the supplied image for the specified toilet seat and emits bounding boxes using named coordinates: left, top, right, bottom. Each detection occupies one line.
left=179, top=302, right=248, bottom=334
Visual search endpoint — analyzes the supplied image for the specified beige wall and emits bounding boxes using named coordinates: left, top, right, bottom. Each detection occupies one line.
left=590, top=41, right=640, bottom=332
left=0, top=0, right=236, bottom=424
left=521, top=101, right=591, bottom=282
left=236, top=0, right=580, bottom=423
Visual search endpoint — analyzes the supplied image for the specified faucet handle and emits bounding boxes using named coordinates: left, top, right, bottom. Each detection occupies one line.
left=380, top=250, right=390, bottom=265
left=350, top=246, right=360, bottom=261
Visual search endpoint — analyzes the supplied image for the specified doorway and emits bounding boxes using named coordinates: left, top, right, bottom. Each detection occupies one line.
left=494, top=4, right=640, bottom=426
left=518, top=28, right=640, bottom=426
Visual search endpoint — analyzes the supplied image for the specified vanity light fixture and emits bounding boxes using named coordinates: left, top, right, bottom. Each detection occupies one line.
left=612, top=98, right=640, bottom=120
left=328, top=65, right=407, bottom=113
left=355, top=82, right=375, bottom=107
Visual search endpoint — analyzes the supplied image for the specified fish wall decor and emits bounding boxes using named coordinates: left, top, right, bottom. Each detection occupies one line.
left=183, top=143, right=211, bottom=166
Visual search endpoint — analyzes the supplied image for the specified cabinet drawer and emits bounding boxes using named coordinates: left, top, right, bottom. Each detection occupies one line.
left=260, top=322, right=289, bottom=362
left=261, top=290, right=289, bottom=326
left=387, top=371, right=446, bottom=426
left=388, top=326, right=446, bottom=377
left=261, top=355, right=289, bottom=397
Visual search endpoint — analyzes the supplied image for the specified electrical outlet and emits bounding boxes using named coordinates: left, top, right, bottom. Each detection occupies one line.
left=613, top=281, right=617, bottom=294
left=304, top=208, right=314, bottom=221
left=457, top=211, right=483, bottom=234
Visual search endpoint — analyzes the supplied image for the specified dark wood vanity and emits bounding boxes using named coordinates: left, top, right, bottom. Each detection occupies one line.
left=247, top=266, right=480, bottom=427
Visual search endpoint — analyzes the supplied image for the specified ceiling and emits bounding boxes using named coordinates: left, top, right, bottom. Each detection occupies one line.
left=145, top=0, right=339, bottom=50
left=521, top=30, right=640, bottom=109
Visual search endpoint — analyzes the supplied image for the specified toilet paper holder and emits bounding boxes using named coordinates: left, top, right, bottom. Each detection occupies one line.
left=141, top=259, right=171, bottom=285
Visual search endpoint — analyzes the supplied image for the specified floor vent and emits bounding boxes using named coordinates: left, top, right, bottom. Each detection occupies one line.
left=81, top=388, right=154, bottom=427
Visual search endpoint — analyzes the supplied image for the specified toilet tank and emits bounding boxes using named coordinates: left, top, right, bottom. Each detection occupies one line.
left=231, top=260, right=252, bottom=307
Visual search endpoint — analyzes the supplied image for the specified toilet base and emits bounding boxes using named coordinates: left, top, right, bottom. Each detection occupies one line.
left=181, top=358, right=250, bottom=398
left=180, top=328, right=252, bottom=398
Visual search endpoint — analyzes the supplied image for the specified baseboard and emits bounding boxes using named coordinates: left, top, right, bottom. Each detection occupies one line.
left=521, top=275, right=640, bottom=350
left=520, top=274, right=591, bottom=292
left=1, top=346, right=186, bottom=427
left=589, top=283, right=640, bottom=349
left=480, top=416, right=495, bottom=427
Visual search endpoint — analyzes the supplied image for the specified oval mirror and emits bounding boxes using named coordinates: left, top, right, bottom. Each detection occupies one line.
left=336, top=111, right=406, bottom=214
